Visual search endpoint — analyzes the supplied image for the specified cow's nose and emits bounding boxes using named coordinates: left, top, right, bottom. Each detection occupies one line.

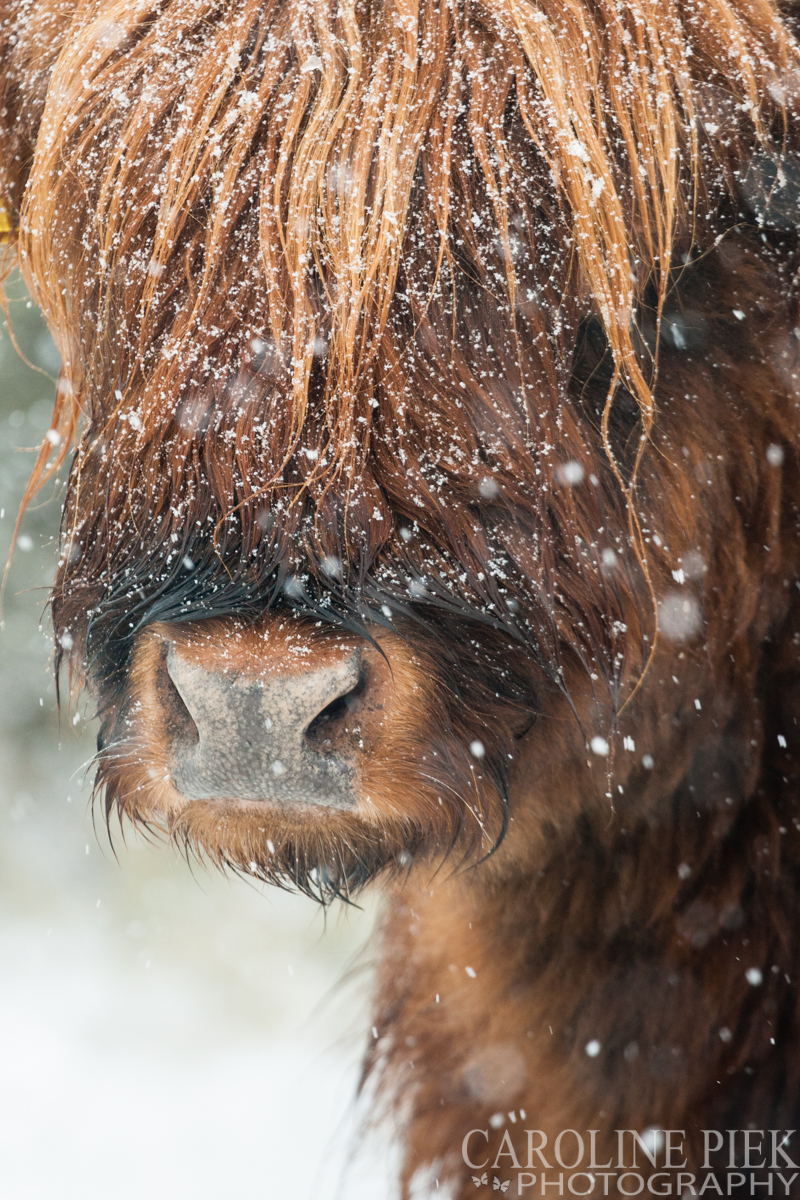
left=160, top=640, right=363, bottom=807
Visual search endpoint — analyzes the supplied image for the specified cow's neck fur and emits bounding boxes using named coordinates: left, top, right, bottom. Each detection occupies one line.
left=371, top=764, right=800, bottom=1197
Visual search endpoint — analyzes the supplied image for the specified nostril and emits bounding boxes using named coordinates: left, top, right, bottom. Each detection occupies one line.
left=305, top=670, right=367, bottom=747
left=162, top=652, right=200, bottom=749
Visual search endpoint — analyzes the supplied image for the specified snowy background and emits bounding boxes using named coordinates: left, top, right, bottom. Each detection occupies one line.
left=0, top=275, right=387, bottom=1199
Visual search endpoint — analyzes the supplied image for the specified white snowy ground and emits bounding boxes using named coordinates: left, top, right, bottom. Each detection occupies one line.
left=0, top=281, right=398, bottom=1199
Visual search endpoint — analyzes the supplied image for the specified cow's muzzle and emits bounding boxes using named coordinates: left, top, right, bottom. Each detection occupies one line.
left=122, top=619, right=386, bottom=810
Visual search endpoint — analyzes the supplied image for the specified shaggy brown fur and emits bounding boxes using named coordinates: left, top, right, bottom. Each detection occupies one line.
left=5, top=0, right=800, bottom=1194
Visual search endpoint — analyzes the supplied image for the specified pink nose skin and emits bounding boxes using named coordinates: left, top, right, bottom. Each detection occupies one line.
left=165, top=643, right=363, bottom=808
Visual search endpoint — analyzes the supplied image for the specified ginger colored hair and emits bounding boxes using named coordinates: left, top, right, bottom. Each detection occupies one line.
left=0, top=0, right=798, bottom=702
left=7, top=0, right=797, bottom=452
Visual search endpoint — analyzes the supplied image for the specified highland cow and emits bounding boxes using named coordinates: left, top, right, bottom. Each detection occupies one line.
left=4, top=0, right=800, bottom=1194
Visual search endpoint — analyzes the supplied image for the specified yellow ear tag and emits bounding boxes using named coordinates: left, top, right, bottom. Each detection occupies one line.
left=0, top=201, right=13, bottom=243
